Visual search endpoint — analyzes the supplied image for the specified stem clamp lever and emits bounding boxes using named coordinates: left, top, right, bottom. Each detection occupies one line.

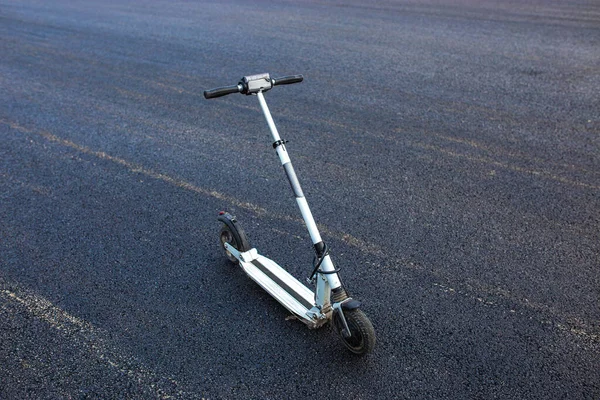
left=273, top=139, right=289, bottom=149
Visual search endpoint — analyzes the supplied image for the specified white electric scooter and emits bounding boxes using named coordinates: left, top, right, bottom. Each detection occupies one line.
left=204, top=73, right=375, bottom=355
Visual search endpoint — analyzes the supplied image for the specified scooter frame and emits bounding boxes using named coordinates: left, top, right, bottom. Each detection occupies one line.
left=205, top=73, right=373, bottom=352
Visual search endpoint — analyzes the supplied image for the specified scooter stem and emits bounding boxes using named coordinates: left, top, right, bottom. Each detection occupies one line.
left=256, top=90, right=342, bottom=290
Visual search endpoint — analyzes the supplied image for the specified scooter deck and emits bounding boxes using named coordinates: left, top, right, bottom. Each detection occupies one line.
left=228, top=246, right=316, bottom=322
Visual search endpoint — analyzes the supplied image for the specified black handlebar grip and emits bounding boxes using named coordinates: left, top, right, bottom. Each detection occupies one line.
left=272, top=75, right=304, bottom=86
left=204, top=84, right=242, bottom=99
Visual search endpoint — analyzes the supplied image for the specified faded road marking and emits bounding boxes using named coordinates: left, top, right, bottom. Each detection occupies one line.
left=0, top=284, right=190, bottom=399
left=1, top=118, right=268, bottom=216
left=414, top=142, right=600, bottom=190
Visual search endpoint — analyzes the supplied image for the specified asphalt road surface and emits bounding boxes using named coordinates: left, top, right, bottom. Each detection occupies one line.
left=1, top=0, right=599, bottom=398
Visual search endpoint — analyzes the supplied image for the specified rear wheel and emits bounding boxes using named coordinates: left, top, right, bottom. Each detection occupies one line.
left=333, top=309, right=376, bottom=355
left=220, top=225, right=237, bottom=263
left=219, top=224, right=250, bottom=263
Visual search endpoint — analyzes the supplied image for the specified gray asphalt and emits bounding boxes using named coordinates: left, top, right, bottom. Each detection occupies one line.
left=1, top=0, right=599, bottom=398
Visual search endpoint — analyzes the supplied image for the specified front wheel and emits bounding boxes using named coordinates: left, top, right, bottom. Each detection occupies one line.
left=333, top=309, right=376, bottom=355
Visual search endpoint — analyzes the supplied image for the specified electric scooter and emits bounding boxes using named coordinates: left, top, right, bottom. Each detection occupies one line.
left=204, top=73, right=375, bottom=355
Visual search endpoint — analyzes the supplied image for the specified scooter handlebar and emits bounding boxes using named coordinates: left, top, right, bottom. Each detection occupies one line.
left=203, top=84, right=242, bottom=99
left=204, top=74, right=303, bottom=99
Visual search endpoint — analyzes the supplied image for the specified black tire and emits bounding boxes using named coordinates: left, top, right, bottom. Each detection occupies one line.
left=219, top=224, right=249, bottom=264
left=333, top=309, right=376, bottom=355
